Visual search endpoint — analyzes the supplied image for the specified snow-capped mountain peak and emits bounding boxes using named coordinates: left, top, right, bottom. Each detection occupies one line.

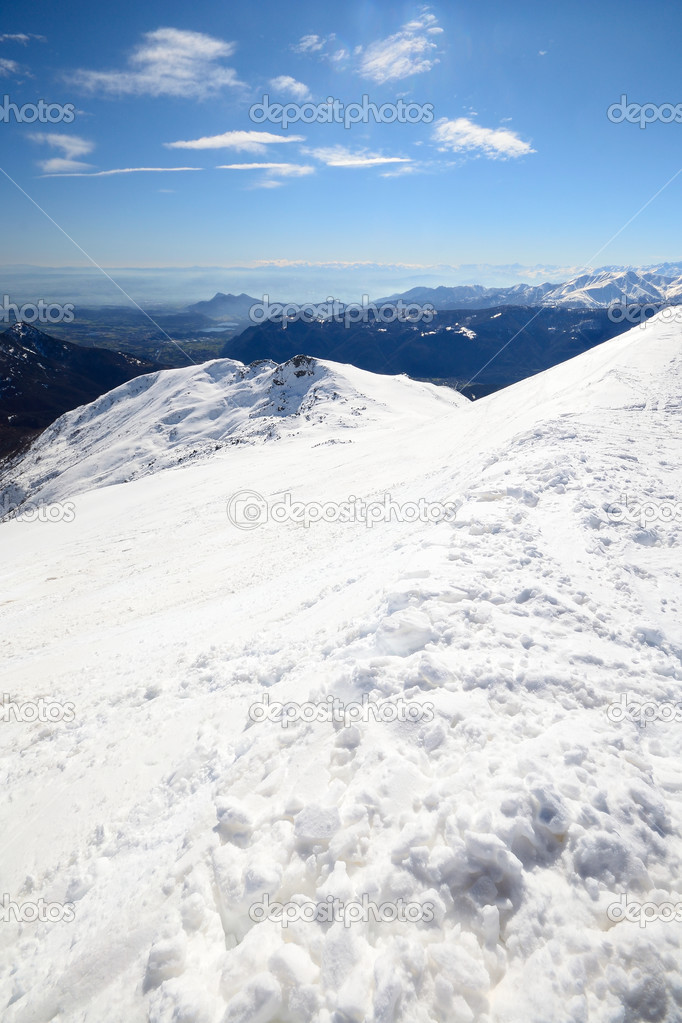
left=0, top=354, right=467, bottom=510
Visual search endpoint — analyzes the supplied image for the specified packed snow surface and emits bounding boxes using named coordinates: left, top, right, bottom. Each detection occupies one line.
left=1, top=317, right=681, bottom=1023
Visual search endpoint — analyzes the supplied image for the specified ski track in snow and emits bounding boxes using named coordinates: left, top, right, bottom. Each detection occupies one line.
left=0, top=316, right=681, bottom=1022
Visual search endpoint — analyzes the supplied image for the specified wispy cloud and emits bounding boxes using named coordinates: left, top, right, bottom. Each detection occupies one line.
left=70, top=28, right=243, bottom=98
left=432, top=118, right=535, bottom=159
left=356, top=10, right=441, bottom=83
left=29, top=133, right=95, bottom=173
left=41, top=167, right=202, bottom=178
left=217, top=163, right=314, bottom=176
left=166, top=130, right=304, bottom=155
left=269, top=75, right=311, bottom=100
left=380, top=163, right=420, bottom=178
left=0, top=58, right=20, bottom=76
left=0, top=32, right=45, bottom=45
left=218, top=161, right=315, bottom=188
left=308, top=146, right=412, bottom=168
left=294, top=11, right=442, bottom=83
left=292, top=34, right=334, bottom=54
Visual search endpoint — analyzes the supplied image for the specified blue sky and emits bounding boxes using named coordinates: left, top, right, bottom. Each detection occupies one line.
left=1, top=0, right=682, bottom=276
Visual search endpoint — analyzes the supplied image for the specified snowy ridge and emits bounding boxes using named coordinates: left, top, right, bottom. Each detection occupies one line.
left=0, top=354, right=466, bottom=510
left=0, top=314, right=681, bottom=1022
left=380, top=267, right=682, bottom=310
left=545, top=268, right=682, bottom=308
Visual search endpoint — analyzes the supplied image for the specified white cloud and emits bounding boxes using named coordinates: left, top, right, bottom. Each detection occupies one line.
left=166, top=130, right=304, bottom=155
left=308, top=146, right=412, bottom=168
left=380, top=163, right=419, bottom=178
left=71, top=28, right=243, bottom=98
left=269, top=75, right=311, bottom=100
left=29, top=133, right=95, bottom=173
left=432, top=117, right=535, bottom=159
left=358, top=10, right=441, bottom=83
left=293, top=11, right=441, bottom=80
left=39, top=157, right=93, bottom=174
left=0, top=58, right=20, bottom=76
left=0, top=33, right=45, bottom=44
left=292, top=34, right=333, bottom=53
left=218, top=161, right=315, bottom=188
left=40, top=167, right=202, bottom=178
left=217, top=163, right=314, bottom=176
left=29, top=133, right=93, bottom=159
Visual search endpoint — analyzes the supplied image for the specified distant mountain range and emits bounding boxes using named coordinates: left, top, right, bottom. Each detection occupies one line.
left=189, top=268, right=682, bottom=323
left=3, top=266, right=679, bottom=464
left=219, top=305, right=634, bottom=397
left=374, top=268, right=682, bottom=310
left=0, top=322, right=162, bottom=461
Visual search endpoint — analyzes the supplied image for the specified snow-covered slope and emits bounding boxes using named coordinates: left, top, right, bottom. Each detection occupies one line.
left=545, top=268, right=677, bottom=308
left=0, top=354, right=466, bottom=511
left=1, top=316, right=681, bottom=1023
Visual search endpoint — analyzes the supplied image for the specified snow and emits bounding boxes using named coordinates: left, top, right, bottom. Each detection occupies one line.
left=0, top=354, right=466, bottom=511
left=1, top=313, right=681, bottom=1022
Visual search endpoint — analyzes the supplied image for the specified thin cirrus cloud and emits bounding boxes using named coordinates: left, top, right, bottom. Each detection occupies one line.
left=432, top=117, right=535, bottom=159
left=380, top=163, right=420, bottom=178
left=292, top=34, right=334, bottom=54
left=217, top=163, right=315, bottom=176
left=308, top=146, right=412, bottom=168
left=269, top=75, right=311, bottom=100
left=166, top=130, right=305, bottom=155
left=70, top=28, right=243, bottom=98
left=0, top=33, right=45, bottom=44
left=28, top=133, right=95, bottom=174
left=40, top=167, right=203, bottom=178
left=217, top=162, right=315, bottom=189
